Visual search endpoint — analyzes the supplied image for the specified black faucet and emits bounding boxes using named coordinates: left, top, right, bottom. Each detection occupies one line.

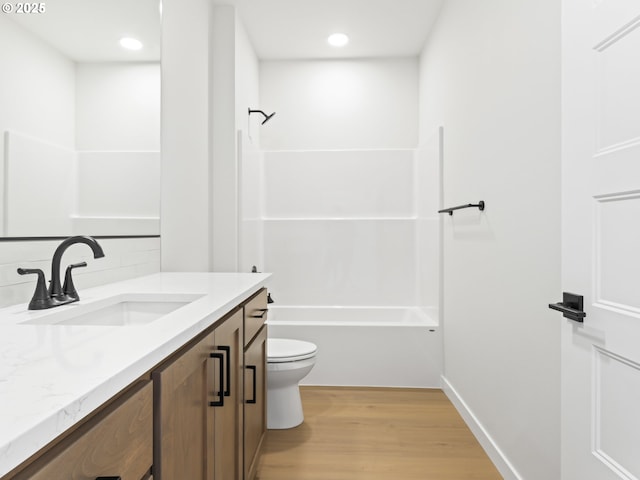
left=17, top=236, right=105, bottom=310
left=49, top=236, right=104, bottom=301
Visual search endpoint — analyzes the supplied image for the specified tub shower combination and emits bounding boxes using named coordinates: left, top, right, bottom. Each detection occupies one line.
left=240, top=143, right=442, bottom=389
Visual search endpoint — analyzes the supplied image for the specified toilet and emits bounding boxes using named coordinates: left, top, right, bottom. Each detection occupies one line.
left=267, top=338, right=317, bottom=429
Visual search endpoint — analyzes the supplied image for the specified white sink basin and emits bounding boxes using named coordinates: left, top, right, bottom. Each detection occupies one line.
left=21, top=293, right=205, bottom=327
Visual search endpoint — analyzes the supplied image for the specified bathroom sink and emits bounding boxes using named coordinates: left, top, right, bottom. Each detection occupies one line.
left=20, top=293, right=205, bottom=327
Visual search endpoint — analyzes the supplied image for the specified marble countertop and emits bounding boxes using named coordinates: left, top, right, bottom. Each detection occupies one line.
left=0, top=272, right=271, bottom=476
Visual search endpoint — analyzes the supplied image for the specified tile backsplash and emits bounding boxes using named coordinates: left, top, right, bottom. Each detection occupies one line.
left=0, top=237, right=160, bottom=308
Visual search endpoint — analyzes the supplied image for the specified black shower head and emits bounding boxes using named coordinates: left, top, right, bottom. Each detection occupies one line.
left=249, top=108, right=276, bottom=125
left=262, top=111, right=276, bottom=124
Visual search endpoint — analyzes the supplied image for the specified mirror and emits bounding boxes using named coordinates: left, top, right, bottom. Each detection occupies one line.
left=0, top=0, right=161, bottom=237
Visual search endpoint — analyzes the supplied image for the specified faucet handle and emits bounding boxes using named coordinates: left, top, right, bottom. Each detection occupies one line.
left=17, top=268, right=52, bottom=310
left=63, top=262, right=87, bottom=301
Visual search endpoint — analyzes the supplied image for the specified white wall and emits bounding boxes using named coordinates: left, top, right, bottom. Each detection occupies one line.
left=260, top=58, right=418, bottom=150
left=233, top=10, right=261, bottom=274
left=419, top=1, right=561, bottom=479
left=236, top=16, right=263, bottom=273
left=162, top=3, right=261, bottom=272
left=235, top=18, right=261, bottom=148
left=211, top=6, right=261, bottom=272
left=211, top=6, right=238, bottom=272
left=161, top=0, right=212, bottom=271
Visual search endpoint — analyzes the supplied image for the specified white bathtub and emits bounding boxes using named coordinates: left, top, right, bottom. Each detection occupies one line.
left=267, top=306, right=442, bottom=388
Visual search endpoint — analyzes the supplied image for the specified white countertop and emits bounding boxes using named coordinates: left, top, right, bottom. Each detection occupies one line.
left=0, top=272, right=271, bottom=476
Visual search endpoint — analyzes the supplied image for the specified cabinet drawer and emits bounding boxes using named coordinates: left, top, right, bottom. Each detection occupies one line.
left=15, top=381, right=153, bottom=480
left=244, top=288, right=268, bottom=347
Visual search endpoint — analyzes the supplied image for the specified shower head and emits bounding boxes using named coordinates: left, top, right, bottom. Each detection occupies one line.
left=248, top=108, right=276, bottom=125
left=262, top=111, right=276, bottom=124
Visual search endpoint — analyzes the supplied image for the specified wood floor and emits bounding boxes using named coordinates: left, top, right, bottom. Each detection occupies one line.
left=256, top=387, right=502, bottom=480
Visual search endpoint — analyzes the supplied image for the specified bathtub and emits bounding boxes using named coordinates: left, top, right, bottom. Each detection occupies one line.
left=267, top=306, right=442, bottom=388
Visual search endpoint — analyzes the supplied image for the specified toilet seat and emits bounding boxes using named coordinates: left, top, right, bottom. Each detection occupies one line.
left=268, top=338, right=317, bottom=363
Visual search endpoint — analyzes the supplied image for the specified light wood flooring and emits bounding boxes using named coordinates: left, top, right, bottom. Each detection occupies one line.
left=256, top=387, right=502, bottom=480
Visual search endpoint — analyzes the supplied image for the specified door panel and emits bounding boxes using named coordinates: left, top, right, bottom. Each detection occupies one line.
left=594, top=22, right=640, bottom=152
left=562, top=0, right=640, bottom=478
left=594, top=193, right=640, bottom=315
left=593, top=348, right=640, bottom=477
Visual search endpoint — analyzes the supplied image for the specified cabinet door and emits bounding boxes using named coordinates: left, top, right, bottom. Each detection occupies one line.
left=244, top=325, right=267, bottom=480
left=153, top=330, right=216, bottom=480
left=14, top=381, right=153, bottom=480
left=213, top=309, right=243, bottom=480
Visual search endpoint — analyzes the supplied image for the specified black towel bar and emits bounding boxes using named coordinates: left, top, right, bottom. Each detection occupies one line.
left=438, top=201, right=485, bottom=216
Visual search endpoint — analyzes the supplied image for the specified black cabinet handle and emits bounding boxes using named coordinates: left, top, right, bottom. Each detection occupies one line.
left=246, top=365, right=257, bottom=404
left=548, top=292, right=586, bottom=323
left=209, top=352, right=224, bottom=407
left=218, top=346, right=231, bottom=397
left=251, top=308, right=268, bottom=319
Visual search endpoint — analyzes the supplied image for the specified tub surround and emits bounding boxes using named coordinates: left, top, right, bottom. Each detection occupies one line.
left=0, top=271, right=271, bottom=477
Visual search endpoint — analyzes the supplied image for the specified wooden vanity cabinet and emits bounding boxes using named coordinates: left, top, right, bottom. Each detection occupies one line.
left=13, top=381, right=153, bottom=480
left=4, top=288, right=268, bottom=480
left=243, top=289, right=268, bottom=480
left=153, top=308, right=244, bottom=480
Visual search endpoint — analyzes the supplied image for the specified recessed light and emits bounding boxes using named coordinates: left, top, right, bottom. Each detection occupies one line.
left=327, top=33, right=349, bottom=47
left=119, top=37, right=143, bottom=51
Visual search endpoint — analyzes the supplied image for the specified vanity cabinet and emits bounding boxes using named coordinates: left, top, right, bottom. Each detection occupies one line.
left=153, top=308, right=244, bottom=480
left=2, top=283, right=269, bottom=480
left=243, top=289, right=268, bottom=480
left=13, top=381, right=153, bottom=480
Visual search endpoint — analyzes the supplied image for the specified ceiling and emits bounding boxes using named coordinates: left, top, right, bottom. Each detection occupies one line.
left=216, top=0, right=445, bottom=59
left=7, top=0, right=443, bottom=62
left=8, top=0, right=160, bottom=62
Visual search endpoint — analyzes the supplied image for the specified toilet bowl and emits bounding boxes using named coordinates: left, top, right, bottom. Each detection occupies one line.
left=267, top=338, right=317, bottom=429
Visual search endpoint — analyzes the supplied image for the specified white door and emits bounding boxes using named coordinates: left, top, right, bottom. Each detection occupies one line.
left=561, top=0, right=640, bottom=479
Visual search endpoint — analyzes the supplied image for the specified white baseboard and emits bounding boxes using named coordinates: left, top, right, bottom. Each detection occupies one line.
left=441, top=375, right=522, bottom=480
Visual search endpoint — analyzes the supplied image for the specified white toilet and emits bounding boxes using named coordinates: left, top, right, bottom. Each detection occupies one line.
left=267, top=337, right=317, bottom=429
